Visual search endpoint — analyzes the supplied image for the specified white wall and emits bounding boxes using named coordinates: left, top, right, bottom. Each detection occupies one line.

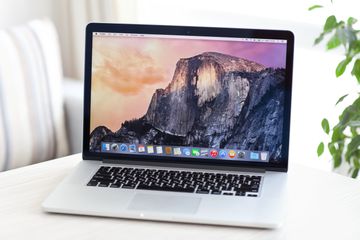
left=0, top=0, right=54, bottom=28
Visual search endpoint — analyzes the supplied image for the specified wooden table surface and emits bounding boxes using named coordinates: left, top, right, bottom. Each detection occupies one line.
left=1, top=154, right=360, bottom=240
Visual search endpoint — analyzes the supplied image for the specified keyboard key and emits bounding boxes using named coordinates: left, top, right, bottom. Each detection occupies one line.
left=235, top=191, right=246, bottom=196
left=196, top=189, right=209, bottom=194
left=137, top=184, right=195, bottom=193
left=211, top=190, right=222, bottom=195
left=223, top=192, right=234, bottom=196
left=98, top=182, right=110, bottom=187
left=122, top=184, right=136, bottom=189
left=110, top=183, right=121, bottom=188
left=87, top=181, right=98, bottom=186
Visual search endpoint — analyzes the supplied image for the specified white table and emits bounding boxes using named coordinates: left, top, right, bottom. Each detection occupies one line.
left=1, top=154, right=360, bottom=239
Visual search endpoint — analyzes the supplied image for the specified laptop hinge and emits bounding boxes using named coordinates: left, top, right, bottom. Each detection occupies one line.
left=102, top=159, right=265, bottom=173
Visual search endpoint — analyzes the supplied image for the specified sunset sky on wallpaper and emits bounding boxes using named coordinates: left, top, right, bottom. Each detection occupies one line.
left=90, top=35, right=287, bottom=132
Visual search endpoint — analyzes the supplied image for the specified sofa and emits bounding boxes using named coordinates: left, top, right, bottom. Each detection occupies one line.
left=0, top=19, right=83, bottom=171
left=63, top=78, right=83, bottom=155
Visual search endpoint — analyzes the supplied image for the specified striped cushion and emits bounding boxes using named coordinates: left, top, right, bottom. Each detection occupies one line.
left=0, top=19, right=69, bottom=171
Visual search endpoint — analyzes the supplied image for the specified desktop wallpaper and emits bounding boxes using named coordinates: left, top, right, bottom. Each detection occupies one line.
left=89, top=35, right=287, bottom=162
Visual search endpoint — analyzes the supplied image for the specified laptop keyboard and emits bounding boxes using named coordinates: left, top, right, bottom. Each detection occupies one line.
left=87, top=166, right=262, bottom=197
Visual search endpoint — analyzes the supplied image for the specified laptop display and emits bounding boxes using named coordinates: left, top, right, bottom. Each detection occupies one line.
left=88, top=30, right=289, bottom=165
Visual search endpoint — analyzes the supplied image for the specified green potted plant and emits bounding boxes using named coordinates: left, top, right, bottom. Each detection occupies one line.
left=309, top=4, right=360, bottom=178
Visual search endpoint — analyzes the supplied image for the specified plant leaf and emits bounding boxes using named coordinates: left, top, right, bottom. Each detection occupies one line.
left=351, top=59, right=360, bottom=83
left=314, top=33, right=325, bottom=45
left=334, top=153, right=342, bottom=168
left=353, top=157, right=360, bottom=168
left=351, top=168, right=359, bottom=178
left=348, top=121, right=360, bottom=127
left=345, top=135, right=360, bottom=162
left=317, top=142, right=325, bottom=156
left=335, top=94, right=348, bottom=105
left=347, top=17, right=358, bottom=25
left=308, top=5, right=323, bottom=11
left=336, top=58, right=352, bottom=77
left=321, top=118, right=330, bottom=134
left=324, top=15, right=337, bottom=32
left=350, top=40, right=360, bottom=57
left=331, top=127, right=342, bottom=142
left=328, top=142, right=337, bottom=155
left=327, top=34, right=341, bottom=49
left=351, top=127, right=358, bottom=137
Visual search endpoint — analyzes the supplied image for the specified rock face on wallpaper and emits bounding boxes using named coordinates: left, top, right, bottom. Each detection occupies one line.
left=90, top=52, right=286, bottom=161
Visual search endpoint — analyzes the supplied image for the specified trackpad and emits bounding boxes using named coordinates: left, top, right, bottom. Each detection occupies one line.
left=128, top=193, right=201, bottom=214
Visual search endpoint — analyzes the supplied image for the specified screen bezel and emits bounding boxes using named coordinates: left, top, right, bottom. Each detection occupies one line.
left=82, top=23, right=294, bottom=172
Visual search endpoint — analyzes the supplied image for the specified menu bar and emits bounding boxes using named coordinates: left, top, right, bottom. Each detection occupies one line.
left=93, top=32, right=287, bottom=44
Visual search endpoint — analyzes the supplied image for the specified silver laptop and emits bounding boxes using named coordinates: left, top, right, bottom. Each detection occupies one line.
left=43, top=23, right=294, bottom=228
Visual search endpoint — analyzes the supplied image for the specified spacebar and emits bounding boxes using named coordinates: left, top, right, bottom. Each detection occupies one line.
left=137, top=184, right=195, bottom=193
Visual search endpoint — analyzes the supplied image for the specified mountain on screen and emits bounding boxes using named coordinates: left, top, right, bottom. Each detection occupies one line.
left=90, top=52, right=285, bottom=161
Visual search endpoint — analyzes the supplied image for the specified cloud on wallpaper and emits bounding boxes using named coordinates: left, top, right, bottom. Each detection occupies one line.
left=92, top=48, right=166, bottom=95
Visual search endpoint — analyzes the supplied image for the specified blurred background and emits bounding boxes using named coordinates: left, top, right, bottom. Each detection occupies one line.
left=0, top=0, right=358, bottom=173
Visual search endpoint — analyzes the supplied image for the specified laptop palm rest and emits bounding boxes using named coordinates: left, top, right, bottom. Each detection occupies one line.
left=128, top=193, right=201, bottom=214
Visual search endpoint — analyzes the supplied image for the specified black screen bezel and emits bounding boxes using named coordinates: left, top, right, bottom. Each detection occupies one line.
left=82, top=23, right=294, bottom=172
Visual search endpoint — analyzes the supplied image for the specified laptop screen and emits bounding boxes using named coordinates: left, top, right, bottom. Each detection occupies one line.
left=88, top=29, right=289, bottom=165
